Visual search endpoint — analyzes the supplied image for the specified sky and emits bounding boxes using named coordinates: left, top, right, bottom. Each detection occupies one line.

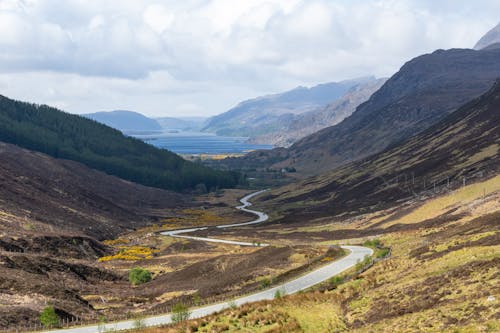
left=0, top=0, right=499, bottom=118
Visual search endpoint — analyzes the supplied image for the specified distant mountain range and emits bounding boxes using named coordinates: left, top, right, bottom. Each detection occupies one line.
left=474, top=21, right=500, bottom=50
left=84, top=110, right=207, bottom=133
left=202, top=77, right=377, bottom=139
left=225, top=46, right=500, bottom=175
left=84, top=110, right=162, bottom=132
left=156, top=116, right=207, bottom=131
left=249, top=78, right=386, bottom=147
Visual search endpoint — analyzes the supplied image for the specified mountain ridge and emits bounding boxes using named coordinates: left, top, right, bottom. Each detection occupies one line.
left=83, top=110, right=162, bottom=132
left=228, top=47, right=500, bottom=175
left=257, top=79, right=500, bottom=223
left=202, top=77, right=377, bottom=138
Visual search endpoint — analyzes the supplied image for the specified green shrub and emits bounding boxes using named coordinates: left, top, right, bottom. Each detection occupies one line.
left=171, top=303, right=190, bottom=323
left=363, top=239, right=381, bottom=248
left=132, top=317, right=146, bottom=329
left=328, top=275, right=344, bottom=288
left=274, top=288, right=286, bottom=299
left=376, top=248, right=390, bottom=258
left=40, top=306, right=60, bottom=328
left=128, top=267, right=152, bottom=286
left=260, top=278, right=271, bottom=289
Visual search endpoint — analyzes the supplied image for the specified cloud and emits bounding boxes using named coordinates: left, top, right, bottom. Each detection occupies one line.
left=0, top=0, right=499, bottom=117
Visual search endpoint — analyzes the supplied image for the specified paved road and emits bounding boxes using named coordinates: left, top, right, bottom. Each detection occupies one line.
left=161, top=189, right=269, bottom=246
left=43, top=191, right=373, bottom=333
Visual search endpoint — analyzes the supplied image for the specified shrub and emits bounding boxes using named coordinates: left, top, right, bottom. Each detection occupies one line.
left=260, top=278, right=271, bottom=289
left=274, top=288, right=286, bottom=299
left=132, top=317, right=146, bottom=329
left=376, top=248, right=390, bottom=258
left=328, top=275, right=344, bottom=288
left=128, top=267, right=152, bottom=285
left=40, top=306, right=60, bottom=328
left=171, top=303, right=191, bottom=323
left=363, top=239, right=381, bottom=248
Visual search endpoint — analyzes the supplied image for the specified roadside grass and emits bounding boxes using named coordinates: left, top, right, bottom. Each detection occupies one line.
left=134, top=177, right=499, bottom=332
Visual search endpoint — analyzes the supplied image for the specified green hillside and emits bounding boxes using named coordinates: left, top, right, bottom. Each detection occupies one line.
left=0, top=95, right=240, bottom=191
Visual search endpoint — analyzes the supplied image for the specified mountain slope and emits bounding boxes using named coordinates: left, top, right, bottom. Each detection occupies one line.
left=156, top=117, right=207, bottom=131
left=203, top=77, right=376, bottom=137
left=83, top=110, right=162, bottom=132
left=237, top=47, right=500, bottom=175
left=474, top=21, right=500, bottom=50
left=0, top=142, right=186, bottom=239
left=250, top=78, right=386, bottom=147
left=258, top=79, right=500, bottom=223
left=0, top=95, right=240, bottom=191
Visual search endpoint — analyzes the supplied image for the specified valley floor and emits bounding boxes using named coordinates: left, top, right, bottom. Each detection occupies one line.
left=1, top=176, right=498, bottom=332
left=136, top=175, right=500, bottom=332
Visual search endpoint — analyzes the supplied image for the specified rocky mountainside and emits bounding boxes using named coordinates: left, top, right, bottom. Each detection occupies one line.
left=232, top=47, right=500, bottom=175
left=202, top=77, right=377, bottom=138
left=84, top=110, right=162, bottom=132
left=257, top=79, right=500, bottom=223
left=474, top=21, right=500, bottom=50
left=249, top=78, right=386, bottom=147
left=0, top=142, right=186, bottom=240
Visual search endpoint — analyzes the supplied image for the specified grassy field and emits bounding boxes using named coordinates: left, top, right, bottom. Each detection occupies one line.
left=136, top=175, right=499, bottom=332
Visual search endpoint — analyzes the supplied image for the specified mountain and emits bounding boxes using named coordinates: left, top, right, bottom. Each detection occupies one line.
left=202, top=77, right=377, bottom=137
left=156, top=116, right=207, bottom=131
left=249, top=78, right=386, bottom=147
left=0, top=95, right=240, bottom=191
left=0, top=142, right=186, bottom=240
left=83, top=110, right=162, bottom=132
left=257, top=79, right=500, bottom=223
left=474, top=21, right=500, bottom=50
left=231, top=47, right=500, bottom=175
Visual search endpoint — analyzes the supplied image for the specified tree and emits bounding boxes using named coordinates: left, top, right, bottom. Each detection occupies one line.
left=128, top=267, right=152, bottom=286
left=40, top=306, right=60, bottom=328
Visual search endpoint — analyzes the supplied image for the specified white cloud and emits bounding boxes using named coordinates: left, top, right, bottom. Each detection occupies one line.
left=0, top=0, right=499, bottom=117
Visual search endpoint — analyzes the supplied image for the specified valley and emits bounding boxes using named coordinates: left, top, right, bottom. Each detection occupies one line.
left=0, top=6, right=499, bottom=333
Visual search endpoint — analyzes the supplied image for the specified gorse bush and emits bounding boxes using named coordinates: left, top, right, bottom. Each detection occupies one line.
left=128, top=267, right=152, bottom=285
left=40, top=306, right=60, bottom=328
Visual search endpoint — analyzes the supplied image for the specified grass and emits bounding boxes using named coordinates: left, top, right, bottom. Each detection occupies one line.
left=98, top=246, right=159, bottom=262
left=384, top=174, right=500, bottom=227
left=133, top=176, right=499, bottom=332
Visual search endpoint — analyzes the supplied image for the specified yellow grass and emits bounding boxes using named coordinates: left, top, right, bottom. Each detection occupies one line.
left=384, top=175, right=500, bottom=227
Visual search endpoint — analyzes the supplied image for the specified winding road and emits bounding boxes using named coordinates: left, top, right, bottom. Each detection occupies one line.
left=44, top=191, right=372, bottom=333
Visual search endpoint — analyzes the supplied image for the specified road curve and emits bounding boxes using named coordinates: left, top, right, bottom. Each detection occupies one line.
left=161, top=189, right=269, bottom=246
left=43, top=191, right=373, bottom=333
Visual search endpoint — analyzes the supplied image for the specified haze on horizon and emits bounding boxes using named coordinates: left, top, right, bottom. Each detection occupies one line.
left=0, top=0, right=499, bottom=118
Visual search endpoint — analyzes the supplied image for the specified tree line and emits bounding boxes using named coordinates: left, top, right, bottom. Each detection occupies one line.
left=0, top=95, right=242, bottom=191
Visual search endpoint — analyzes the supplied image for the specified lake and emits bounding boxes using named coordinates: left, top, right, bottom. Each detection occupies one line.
left=130, top=131, right=273, bottom=155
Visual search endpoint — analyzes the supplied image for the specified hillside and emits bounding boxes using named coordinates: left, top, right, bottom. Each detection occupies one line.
left=256, top=79, right=500, bottom=223
left=156, top=117, right=207, bottom=131
left=0, top=95, right=240, bottom=191
left=202, top=77, right=376, bottom=138
left=0, top=142, right=186, bottom=240
left=229, top=47, right=500, bottom=175
left=83, top=110, right=162, bottom=132
left=249, top=78, right=386, bottom=147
